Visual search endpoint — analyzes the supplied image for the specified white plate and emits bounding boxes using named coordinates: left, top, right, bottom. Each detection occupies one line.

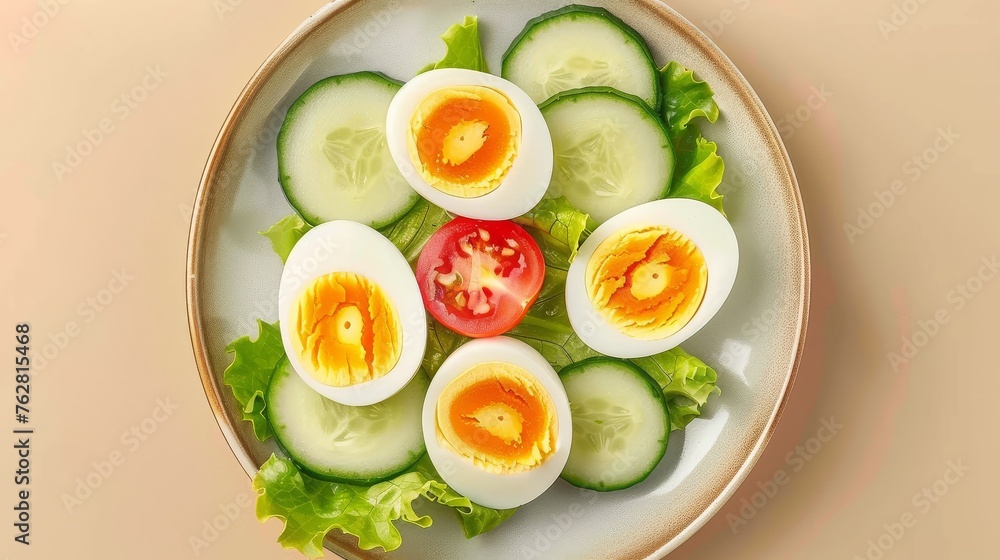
left=187, top=1, right=810, bottom=558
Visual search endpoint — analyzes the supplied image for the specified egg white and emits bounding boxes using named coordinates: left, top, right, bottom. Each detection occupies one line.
left=277, top=220, right=427, bottom=406
left=385, top=68, right=552, bottom=220
left=421, top=337, right=572, bottom=509
left=566, top=199, right=739, bottom=358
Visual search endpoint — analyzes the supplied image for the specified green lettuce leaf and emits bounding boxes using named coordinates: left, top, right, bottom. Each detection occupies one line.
left=222, top=320, right=283, bottom=441
left=509, top=221, right=600, bottom=370
left=253, top=454, right=515, bottom=557
left=259, top=214, right=313, bottom=263
left=254, top=454, right=452, bottom=557
left=508, top=265, right=599, bottom=370
left=424, top=317, right=470, bottom=377
left=418, top=16, right=489, bottom=74
left=508, top=311, right=599, bottom=371
left=658, top=61, right=726, bottom=213
left=513, top=197, right=592, bottom=262
left=669, top=125, right=725, bottom=214
left=659, top=61, right=720, bottom=135
left=411, top=456, right=517, bottom=538
left=379, top=198, right=452, bottom=262
left=261, top=200, right=449, bottom=264
left=630, top=348, right=720, bottom=431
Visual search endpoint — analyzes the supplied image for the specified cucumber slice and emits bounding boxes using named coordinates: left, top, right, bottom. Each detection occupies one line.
left=277, top=72, right=419, bottom=228
left=502, top=5, right=660, bottom=109
left=559, top=357, right=669, bottom=491
left=266, top=357, right=427, bottom=485
left=540, top=87, right=674, bottom=223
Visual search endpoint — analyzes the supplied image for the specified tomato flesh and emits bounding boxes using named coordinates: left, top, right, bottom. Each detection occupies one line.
left=416, top=218, right=545, bottom=337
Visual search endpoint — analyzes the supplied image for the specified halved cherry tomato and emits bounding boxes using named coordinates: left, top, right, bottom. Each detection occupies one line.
left=416, top=218, right=545, bottom=338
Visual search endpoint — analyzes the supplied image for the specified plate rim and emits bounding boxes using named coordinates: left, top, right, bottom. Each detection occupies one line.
left=185, top=1, right=812, bottom=558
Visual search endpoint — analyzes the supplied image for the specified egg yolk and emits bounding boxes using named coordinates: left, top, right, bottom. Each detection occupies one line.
left=586, top=226, right=708, bottom=340
left=436, top=362, right=556, bottom=474
left=408, top=86, right=521, bottom=198
left=290, top=272, right=402, bottom=387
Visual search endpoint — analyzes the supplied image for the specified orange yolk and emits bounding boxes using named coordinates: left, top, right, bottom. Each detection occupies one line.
left=436, top=362, right=556, bottom=473
left=291, top=272, right=402, bottom=387
left=586, top=226, right=708, bottom=340
left=417, top=96, right=511, bottom=182
left=409, top=86, right=520, bottom=198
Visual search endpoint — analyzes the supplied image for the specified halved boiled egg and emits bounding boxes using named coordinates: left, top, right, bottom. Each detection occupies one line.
left=386, top=68, right=552, bottom=220
left=566, top=199, right=739, bottom=358
left=422, top=337, right=572, bottom=509
left=278, top=220, right=427, bottom=406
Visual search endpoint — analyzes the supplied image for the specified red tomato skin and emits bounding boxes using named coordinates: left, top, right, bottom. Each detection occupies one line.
left=416, top=218, right=545, bottom=338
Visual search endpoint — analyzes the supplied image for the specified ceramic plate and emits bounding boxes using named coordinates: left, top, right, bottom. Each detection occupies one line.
left=186, top=1, right=810, bottom=558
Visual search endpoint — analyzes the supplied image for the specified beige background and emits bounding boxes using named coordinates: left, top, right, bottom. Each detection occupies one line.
left=2, top=0, right=997, bottom=558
